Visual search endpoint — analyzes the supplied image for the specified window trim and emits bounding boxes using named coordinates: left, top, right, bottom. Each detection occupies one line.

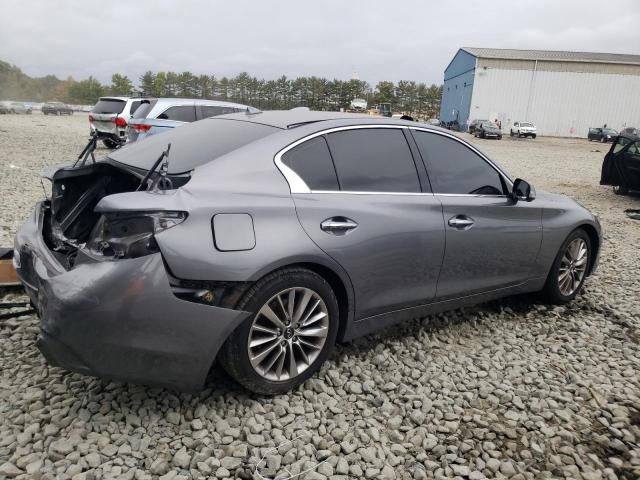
left=275, top=125, right=433, bottom=195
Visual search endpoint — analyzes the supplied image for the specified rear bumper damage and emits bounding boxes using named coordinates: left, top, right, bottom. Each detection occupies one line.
left=14, top=202, right=249, bottom=392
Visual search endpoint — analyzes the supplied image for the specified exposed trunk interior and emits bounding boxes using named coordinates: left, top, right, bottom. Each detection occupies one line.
left=44, top=163, right=141, bottom=258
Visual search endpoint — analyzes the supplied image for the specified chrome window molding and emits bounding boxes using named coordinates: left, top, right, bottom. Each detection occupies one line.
left=274, top=124, right=513, bottom=195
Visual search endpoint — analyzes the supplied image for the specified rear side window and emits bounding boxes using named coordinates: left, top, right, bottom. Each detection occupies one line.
left=413, top=131, right=505, bottom=195
left=201, top=105, right=242, bottom=118
left=157, top=105, right=196, bottom=122
left=282, top=137, right=339, bottom=190
left=326, top=128, right=420, bottom=192
left=92, top=99, right=125, bottom=114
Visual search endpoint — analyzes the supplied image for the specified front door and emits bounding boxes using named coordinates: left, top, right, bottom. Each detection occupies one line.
left=279, top=127, right=446, bottom=320
left=411, top=129, right=542, bottom=298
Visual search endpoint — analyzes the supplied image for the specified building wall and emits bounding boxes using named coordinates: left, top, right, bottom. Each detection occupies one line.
left=469, top=58, right=640, bottom=137
left=440, top=49, right=476, bottom=126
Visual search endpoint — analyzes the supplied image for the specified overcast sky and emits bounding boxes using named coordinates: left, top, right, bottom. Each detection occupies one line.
left=2, top=0, right=639, bottom=87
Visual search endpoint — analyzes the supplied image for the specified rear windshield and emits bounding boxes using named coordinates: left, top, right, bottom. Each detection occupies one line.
left=92, top=99, right=126, bottom=114
left=108, top=118, right=280, bottom=173
left=132, top=99, right=158, bottom=119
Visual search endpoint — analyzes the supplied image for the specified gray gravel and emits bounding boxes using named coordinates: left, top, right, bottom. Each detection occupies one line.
left=1, top=113, right=639, bottom=479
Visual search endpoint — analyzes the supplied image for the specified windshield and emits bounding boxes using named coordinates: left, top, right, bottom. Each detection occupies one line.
left=603, top=129, right=618, bottom=135
left=520, top=122, right=533, bottom=127
left=92, top=99, right=126, bottom=114
left=484, top=122, right=498, bottom=128
left=109, top=118, right=280, bottom=173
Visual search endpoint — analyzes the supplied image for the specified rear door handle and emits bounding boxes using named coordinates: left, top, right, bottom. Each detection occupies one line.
left=320, top=217, right=358, bottom=235
left=448, top=215, right=475, bottom=230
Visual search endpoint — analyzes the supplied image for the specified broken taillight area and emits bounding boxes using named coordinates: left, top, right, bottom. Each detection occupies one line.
left=86, top=211, right=186, bottom=259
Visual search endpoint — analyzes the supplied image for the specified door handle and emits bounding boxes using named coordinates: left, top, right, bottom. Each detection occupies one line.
left=320, top=217, right=358, bottom=235
left=448, top=215, right=475, bottom=230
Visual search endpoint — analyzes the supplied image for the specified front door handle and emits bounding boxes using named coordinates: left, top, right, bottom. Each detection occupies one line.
left=320, top=217, right=358, bottom=235
left=448, top=215, right=475, bottom=230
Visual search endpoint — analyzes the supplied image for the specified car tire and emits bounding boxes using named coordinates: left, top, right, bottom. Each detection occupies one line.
left=542, top=229, right=591, bottom=305
left=613, top=185, right=629, bottom=195
left=498, top=135, right=502, bottom=140
left=102, top=138, right=119, bottom=149
left=600, top=137, right=606, bottom=143
left=532, top=134, right=537, bottom=139
left=510, top=130, right=514, bottom=137
left=219, top=267, right=339, bottom=395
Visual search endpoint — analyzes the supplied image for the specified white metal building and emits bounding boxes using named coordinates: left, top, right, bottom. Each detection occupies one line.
left=440, top=48, right=640, bottom=137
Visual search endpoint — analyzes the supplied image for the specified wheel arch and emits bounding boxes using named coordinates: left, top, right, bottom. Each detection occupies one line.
left=577, top=223, right=600, bottom=275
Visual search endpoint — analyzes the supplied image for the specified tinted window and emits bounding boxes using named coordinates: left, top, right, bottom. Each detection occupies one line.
left=282, top=137, right=339, bottom=190
left=201, top=105, right=241, bottom=118
left=413, top=131, right=505, bottom=195
left=92, top=99, right=126, bottom=114
left=613, top=136, right=631, bottom=154
left=157, top=105, right=196, bottom=122
left=326, top=129, right=420, bottom=192
left=132, top=99, right=157, bottom=119
left=109, top=119, right=278, bottom=174
left=129, top=101, right=142, bottom=115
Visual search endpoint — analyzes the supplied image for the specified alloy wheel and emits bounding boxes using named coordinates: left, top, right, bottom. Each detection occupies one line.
left=558, top=238, right=588, bottom=296
left=248, top=287, right=329, bottom=381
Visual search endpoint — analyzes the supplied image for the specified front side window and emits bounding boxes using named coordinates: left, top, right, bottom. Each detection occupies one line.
left=325, top=128, right=420, bottom=193
left=157, top=105, right=196, bottom=122
left=282, top=136, right=339, bottom=191
left=413, top=131, right=505, bottom=195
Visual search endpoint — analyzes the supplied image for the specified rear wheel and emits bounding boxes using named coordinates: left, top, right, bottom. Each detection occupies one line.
left=613, top=185, right=628, bottom=195
left=532, top=134, right=537, bottom=139
left=542, top=229, right=591, bottom=304
left=219, top=268, right=339, bottom=394
left=102, top=138, right=119, bottom=149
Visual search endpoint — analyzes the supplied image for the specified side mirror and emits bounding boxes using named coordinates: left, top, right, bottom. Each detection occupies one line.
left=512, top=178, right=536, bottom=202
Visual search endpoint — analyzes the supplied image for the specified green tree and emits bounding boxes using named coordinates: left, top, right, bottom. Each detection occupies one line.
left=109, top=73, right=134, bottom=96
left=67, top=76, right=105, bottom=104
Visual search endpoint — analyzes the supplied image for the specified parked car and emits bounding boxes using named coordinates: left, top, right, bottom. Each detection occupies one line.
left=126, top=98, right=250, bottom=143
left=588, top=127, right=618, bottom=143
left=468, top=119, right=488, bottom=134
left=0, top=102, right=9, bottom=114
left=42, top=102, right=73, bottom=115
left=426, top=118, right=441, bottom=126
left=3, top=102, right=32, bottom=114
left=620, top=126, right=639, bottom=137
left=14, top=110, right=601, bottom=394
left=474, top=120, right=502, bottom=139
left=442, top=120, right=461, bottom=131
left=89, top=97, right=146, bottom=149
left=510, top=121, right=537, bottom=138
left=349, top=98, right=368, bottom=111
left=600, top=129, right=640, bottom=195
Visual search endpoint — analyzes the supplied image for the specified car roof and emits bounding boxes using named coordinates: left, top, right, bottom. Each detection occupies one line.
left=209, top=109, right=383, bottom=129
left=144, top=97, right=250, bottom=108
left=99, top=96, right=131, bottom=101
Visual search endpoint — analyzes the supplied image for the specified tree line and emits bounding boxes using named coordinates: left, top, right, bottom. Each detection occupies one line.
left=0, top=60, right=442, bottom=117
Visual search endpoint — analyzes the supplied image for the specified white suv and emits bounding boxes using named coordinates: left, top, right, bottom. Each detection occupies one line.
left=510, top=121, right=537, bottom=138
left=89, top=97, right=146, bottom=148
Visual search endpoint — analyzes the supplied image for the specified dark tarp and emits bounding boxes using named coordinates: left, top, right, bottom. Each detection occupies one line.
left=600, top=131, right=640, bottom=190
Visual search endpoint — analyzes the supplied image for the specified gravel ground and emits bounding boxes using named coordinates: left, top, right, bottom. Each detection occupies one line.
left=0, top=113, right=639, bottom=480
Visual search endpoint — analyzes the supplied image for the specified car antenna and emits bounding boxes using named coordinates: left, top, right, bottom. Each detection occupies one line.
left=136, top=143, right=172, bottom=191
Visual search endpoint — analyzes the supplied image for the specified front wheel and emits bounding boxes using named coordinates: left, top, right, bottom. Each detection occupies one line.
left=219, top=268, right=339, bottom=394
left=532, top=134, right=537, bottom=139
left=542, top=229, right=591, bottom=304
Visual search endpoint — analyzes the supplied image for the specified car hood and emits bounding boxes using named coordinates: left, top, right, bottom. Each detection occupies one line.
left=483, top=127, right=500, bottom=133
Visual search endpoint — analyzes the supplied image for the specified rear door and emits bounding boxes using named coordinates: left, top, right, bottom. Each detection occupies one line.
left=411, top=129, right=542, bottom=298
left=285, top=126, right=446, bottom=320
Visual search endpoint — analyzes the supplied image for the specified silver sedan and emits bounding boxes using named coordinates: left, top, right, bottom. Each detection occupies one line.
left=14, top=110, right=601, bottom=394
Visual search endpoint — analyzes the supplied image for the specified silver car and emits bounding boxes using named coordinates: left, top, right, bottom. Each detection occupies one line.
left=127, top=98, right=251, bottom=143
left=14, top=110, right=601, bottom=394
